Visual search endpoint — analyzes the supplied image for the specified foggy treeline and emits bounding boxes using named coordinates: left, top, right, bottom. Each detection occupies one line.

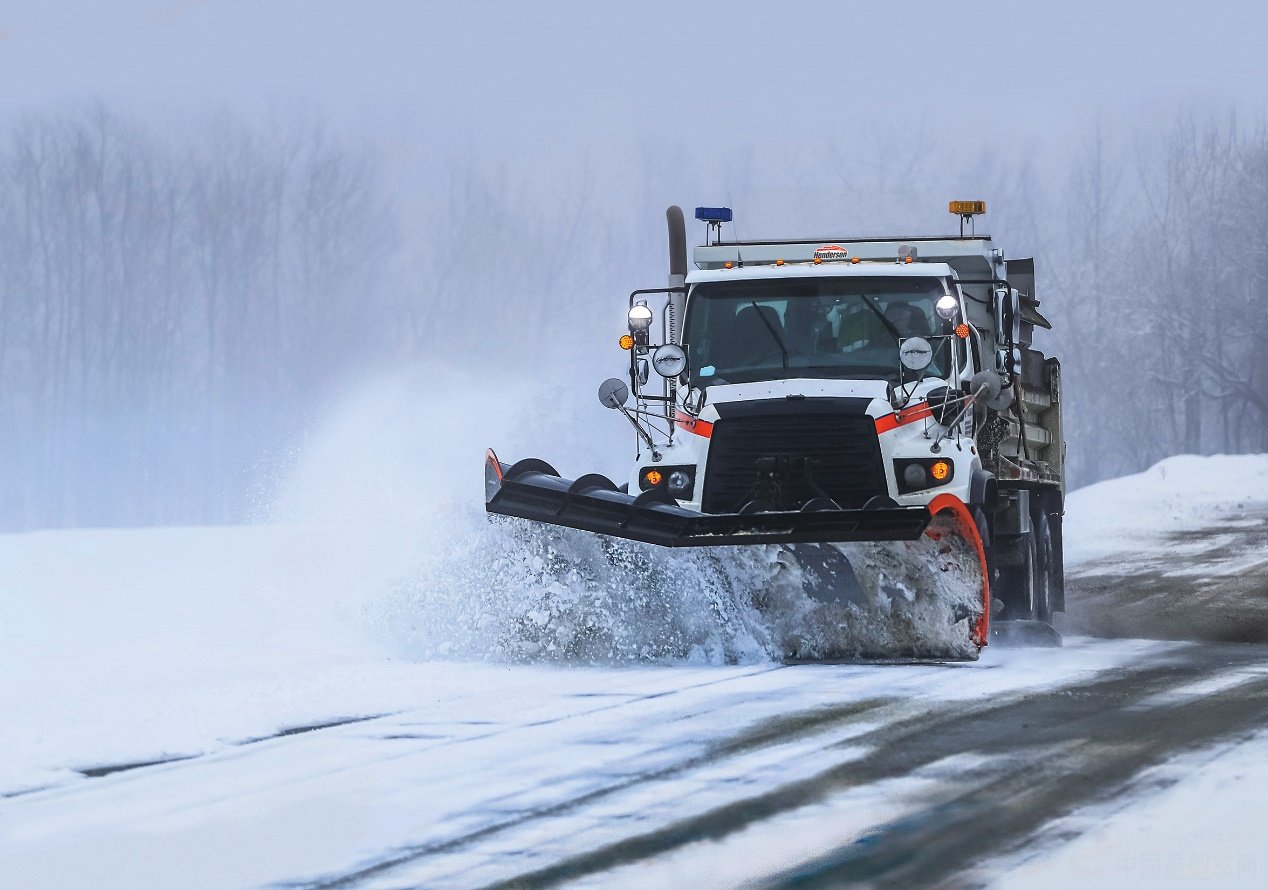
left=1, top=105, right=1266, bottom=529
left=1050, top=115, right=1268, bottom=481
left=0, top=108, right=398, bottom=527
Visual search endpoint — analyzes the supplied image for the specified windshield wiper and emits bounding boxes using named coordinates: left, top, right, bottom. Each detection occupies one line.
left=749, top=301, right=789, bottom=370
left=860, top=294, right=902, bottom=344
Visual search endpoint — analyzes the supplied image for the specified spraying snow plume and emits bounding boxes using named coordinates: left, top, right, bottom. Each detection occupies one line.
left=272, top=366, right=981, bottom=665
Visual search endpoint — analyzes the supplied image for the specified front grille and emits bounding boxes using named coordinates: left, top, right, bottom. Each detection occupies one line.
left=701, top=405, right=886, bottom=513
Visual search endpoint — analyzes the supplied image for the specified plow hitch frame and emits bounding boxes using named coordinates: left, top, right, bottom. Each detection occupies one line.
left=485, top=449, right=931, bottom=548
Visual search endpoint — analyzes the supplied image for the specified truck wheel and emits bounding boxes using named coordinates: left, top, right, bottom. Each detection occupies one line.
left=972, top=506, right=995, bottom=599
left=1032, top=511, right=1054, bottom=623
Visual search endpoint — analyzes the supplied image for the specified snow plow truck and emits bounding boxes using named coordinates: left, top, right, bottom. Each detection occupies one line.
left=485, top=202, right=1065, bottom=658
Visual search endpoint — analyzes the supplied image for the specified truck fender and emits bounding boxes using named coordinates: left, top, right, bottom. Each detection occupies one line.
left=970, top=468, right=997, bottom=509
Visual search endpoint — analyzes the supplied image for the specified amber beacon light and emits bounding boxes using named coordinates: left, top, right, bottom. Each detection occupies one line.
left=949, top=199, right=987, bottom=236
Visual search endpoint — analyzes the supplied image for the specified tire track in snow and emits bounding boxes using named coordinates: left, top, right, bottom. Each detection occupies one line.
left=482, top=644, right=1268, bottom=890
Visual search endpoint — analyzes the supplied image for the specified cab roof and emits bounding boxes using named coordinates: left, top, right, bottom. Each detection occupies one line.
left=686, top=261, right=956, bottom=285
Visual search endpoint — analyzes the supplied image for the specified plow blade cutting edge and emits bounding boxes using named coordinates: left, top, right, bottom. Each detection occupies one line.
left=484, top=450, right=931, bottom=548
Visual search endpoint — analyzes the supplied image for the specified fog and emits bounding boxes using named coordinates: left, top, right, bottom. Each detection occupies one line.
left=2, top=0, right=1268, bottom=529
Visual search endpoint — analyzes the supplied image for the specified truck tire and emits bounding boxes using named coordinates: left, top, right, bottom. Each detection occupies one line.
left=1032, top=511, right=1054, bottom=623
left=972, top=506, right=995, bottom=602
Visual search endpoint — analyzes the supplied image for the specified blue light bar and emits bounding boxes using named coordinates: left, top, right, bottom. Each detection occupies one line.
left=694, top=206, right=733, bottom=224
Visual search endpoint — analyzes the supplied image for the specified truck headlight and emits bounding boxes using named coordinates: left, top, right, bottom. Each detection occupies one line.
left=935, top=294, right=959, bottom=320
left=894, top=458, right=954, bottom=494
left=639, top=465, right=695, bottom=498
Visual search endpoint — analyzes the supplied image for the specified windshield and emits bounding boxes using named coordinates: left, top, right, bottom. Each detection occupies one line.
left=683, top=276, right=954, bottom=386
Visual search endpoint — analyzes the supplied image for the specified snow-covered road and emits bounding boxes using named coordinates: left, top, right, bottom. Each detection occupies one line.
left=3, top=454, right=1268, bottom=888
left=4, top=639, right=1268, bottom=888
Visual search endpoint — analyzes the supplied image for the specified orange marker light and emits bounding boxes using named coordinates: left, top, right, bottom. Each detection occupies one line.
left=954, top=323, right=970, bottom=339
left=724, top=261, right=733, bottom=269
left=903, top=256, right=914, bottom=264
left=931, top=460, right=950, bottom=481
left=775, top=258, right=785, bottom=266
left=619, top=334, right=635, bottom=350
left=645, top=469, right=663, bottom=486
left=850, top=256, right=861, bottom=264
left=813, top=257, right=822, bottom=264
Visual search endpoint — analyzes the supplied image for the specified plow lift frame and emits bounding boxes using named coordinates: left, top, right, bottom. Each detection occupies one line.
left=485, top=449, right=933, bottom=549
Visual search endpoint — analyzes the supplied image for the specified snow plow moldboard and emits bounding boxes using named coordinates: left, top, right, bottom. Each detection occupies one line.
left=484, top=450, right=931, bottom=548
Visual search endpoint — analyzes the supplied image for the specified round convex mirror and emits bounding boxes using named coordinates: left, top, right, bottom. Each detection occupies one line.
left=597, top=377, right=629, bottom=409
left=651, top=344, right=687, bottom=378
left=899, top=336, right=934, bottom=372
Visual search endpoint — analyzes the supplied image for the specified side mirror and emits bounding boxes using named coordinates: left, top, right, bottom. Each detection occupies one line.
left=993, top=286, right=1023, bottom=376
left=597, top=377, right=630, bottom=410
left=637, top=359, right=650, bottom=386
left=651, top=344, right=687, bottom=379
left=899, top=337, right=934, bottom=372
left=971, top=369, right=1014, bottom=411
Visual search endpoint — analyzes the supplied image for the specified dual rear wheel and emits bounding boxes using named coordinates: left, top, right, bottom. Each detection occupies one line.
left=989, top=505, right=1056, bottom=623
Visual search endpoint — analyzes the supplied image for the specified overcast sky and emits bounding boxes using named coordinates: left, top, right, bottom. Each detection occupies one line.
left=3, top=0, right=1266, bottom=164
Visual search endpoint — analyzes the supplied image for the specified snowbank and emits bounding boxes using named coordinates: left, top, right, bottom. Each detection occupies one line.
left=1064, top=453, right=1268, bottom=570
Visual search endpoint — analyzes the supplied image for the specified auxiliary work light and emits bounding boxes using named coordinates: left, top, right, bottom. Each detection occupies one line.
left=935, top=294, right=959, bottom=320
left=627, top=302, right=653, bottom=332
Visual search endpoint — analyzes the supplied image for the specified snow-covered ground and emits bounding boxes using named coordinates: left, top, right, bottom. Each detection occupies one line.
left=1064, top=453, right=1268, bottom=572
left=1061, top=453, right=1268, bottom=643
left=3, top=383, right=1267, bottom=889
left=982, top=728, right=1268, bottom=889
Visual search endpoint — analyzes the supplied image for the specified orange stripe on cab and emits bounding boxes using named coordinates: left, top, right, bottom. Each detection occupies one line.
left=675, top=410, right=713, bottom=438
left=874, top=402, right=933, bottom=434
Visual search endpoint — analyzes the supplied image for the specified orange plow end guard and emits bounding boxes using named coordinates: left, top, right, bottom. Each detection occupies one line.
left=927, top=493, right=991, bottom=648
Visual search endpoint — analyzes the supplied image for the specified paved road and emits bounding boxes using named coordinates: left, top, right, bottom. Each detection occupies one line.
left=1060, top=508, right=1268, bottom=644
left=5, top=637, right=1268, bottom=889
